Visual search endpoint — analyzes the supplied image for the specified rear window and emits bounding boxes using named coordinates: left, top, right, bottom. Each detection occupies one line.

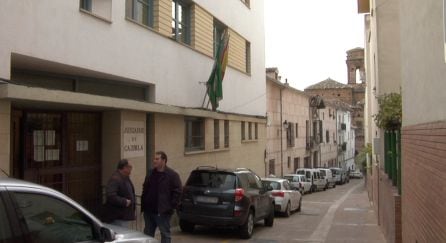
left=320, top=170, right=326, bottom=176
left=186, top=171, right=236, bottom=189
left=262, top=180, right=281, bottom=190
left=283, top=176, right=295, bottom=182
left=296, top=170, right=305, bottom=175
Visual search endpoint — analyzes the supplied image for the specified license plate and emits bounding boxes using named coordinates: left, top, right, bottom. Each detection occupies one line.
left=195, top=196, right=218, bottom=204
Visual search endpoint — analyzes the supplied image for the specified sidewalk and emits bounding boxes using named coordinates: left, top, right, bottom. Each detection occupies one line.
left=324, top=180, right=385, bottom=243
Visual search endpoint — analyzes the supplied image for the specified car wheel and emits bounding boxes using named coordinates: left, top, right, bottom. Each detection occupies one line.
left=179, top=219, right=195, bottom=233
left=284, top=202, right=291, bottom=217
left=333, top=184, right=336, bottom=188
left=240, top=210, right=254, bottom=239
left=264, top=204, right=274, bottom=227
left=297, top=198, right=302, bottom=212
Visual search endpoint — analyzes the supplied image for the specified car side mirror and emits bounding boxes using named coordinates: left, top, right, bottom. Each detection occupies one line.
left=100, top=227, right=115, bottom=242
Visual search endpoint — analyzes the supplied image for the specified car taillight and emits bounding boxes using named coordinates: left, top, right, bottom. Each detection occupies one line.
left=272, top=191, right=285, bottom=197
left=235, top=188, right=244, bottom=202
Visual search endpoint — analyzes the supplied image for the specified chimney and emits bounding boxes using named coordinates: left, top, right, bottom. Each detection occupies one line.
left=285, top=78, right=289, bottom=86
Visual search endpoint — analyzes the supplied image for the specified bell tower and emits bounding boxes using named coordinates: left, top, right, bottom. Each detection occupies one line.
left=346, top=48, right=365, bottom=84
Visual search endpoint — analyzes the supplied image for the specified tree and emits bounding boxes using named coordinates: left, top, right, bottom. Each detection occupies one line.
left=373, top=93, right=402, bottom=130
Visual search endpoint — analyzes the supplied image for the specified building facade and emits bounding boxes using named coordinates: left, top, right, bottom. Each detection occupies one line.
left=0, top=0, right=266, bottom=218
left=358, top=0, right=403, bottom=242
left=399, top=0, right=446, bottom=242
left=265, top=68, right=310, bottom=176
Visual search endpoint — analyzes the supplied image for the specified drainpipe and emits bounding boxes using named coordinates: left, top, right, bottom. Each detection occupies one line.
left=280, top=85, right=283, bottom=177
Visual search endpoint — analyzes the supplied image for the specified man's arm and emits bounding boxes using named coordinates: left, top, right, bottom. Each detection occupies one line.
left=170, top=172, right=183, bottom=209
left=106, top=177, right=129, bottom=207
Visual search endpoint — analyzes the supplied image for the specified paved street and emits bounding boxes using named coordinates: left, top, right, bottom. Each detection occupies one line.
left=165, top=179, right=385, bottom=243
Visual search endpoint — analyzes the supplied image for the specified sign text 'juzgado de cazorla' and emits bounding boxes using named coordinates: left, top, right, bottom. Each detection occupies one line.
left=123, top=121, right=145, bottom=158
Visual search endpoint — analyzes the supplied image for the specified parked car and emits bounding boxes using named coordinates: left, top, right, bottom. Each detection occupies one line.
left=261, top=178, right=302, bottom=217
left=178, top=167, right=274, bottom=239
left=0, top=177, right=158, bottom=243
left=295, top=168, right=325, bottom=192
left=318, top=168, right=336, bottom=189
left=283, top=174, right=311, bottom=194
left=350, top=170, right=364, bottom=179
left=330, top=167, right=344, bottom=185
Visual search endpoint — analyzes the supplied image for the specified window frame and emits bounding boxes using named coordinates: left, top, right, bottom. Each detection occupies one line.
left=185, top=117, right=205, bottom=152
left=214, top=119, right=220, bottom=149
left=245, top=41, right=251, bottom=74
left=224, top=120, right=229, bottom=148
left=80, top=0, right=92, bottom=11
left=126, top=0, right=154, bottom=27
left=241, top=121, right=245, bottom=141
left=172, top=0, right=191, bottom=44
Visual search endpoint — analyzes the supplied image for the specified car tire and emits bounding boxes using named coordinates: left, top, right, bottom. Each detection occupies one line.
left=240, top=210, right=254, bottom=239
left=179, top=219, right=195, bottom=233
left=264, top=204, right=274, bottom=227
left=284, top=202, right=291, bottom=217
left=297, top=198, right=302, bottom=212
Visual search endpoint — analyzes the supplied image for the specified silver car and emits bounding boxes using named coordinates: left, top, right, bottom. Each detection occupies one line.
left=0, top=177, right=158, bottom=243
left=262, top=178, right=302, bottom=217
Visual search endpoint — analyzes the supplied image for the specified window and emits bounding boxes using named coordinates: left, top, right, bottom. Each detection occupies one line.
left=126, top=0, right=153, bottom=27
left=255, top=123, right=258, bottom=140
left=224, top=120, right=229, bottom=148
left=240, top=0, right=250, bottom=8
left=0, top=198, right=12, bottom=241
left=245, top=41, right=251, bottom=73
left=287, top=156, right=291, bottom=168
left=326, top=130, right=330, bottom=143
left=80, top=0, right=92, bottom=11
left=287, top=122, right=295, bottom=147
left=12, top=192, right=95, bottom=242
left=80, top=0, right=112, bottom=20
left=295, top=123, right=298, bottom=137
left=172, top=0, right=190, bottom=44
left=185, top=117, right=204, bottom=151
left=214, top=119, right=219, bottom=149
left=241, top=121, right=245, bottom=141
left=213, top=19, right=227, bottom=57
left=248, top=122, right=252, bottom=140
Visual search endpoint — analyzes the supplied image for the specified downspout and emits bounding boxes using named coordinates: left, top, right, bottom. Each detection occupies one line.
left=280, top=86, right=283, bottom=177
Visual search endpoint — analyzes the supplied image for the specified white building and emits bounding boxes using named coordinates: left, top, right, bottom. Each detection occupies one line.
left=0, top=0, right=266, bottom=217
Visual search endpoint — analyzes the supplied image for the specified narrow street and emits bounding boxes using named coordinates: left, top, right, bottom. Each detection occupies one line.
left=169, top=179, right=385, bottom=243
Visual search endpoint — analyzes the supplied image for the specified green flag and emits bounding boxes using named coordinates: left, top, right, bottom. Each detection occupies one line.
left=207, top=29, right=229, bottom=111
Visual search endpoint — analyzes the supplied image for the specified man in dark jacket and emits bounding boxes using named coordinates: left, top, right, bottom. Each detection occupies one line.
left=141, top=151, right=182, bottom=243
left=105, top=159, right=135, bottom=228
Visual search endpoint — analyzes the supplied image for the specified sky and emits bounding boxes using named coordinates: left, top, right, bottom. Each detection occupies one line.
left=264, top=0, right=365, bottom=90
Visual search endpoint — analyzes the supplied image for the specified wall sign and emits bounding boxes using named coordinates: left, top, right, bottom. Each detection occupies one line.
left=123, top=121, right=145, bottom=158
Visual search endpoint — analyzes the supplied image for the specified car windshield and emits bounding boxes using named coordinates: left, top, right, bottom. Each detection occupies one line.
left=283, top=176, right=294, bottom=182
left=331, top=169, right=338, bottom=175
left=186, top=171, right=236, bottom=189
left=296, top=170, right=305, bottom=175
left=320, top=170, right=326, bottom=176
left=262, top=180, right=281, bottom=190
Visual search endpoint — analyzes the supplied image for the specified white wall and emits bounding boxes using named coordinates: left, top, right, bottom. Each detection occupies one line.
left=0, top=0, right=265, bottom=116
left=400, top=0, right=446, bottom=125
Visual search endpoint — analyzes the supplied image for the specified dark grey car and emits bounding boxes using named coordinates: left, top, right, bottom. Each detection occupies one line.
left=0, top=177, right=158, bottom=243
left=178, top=167, right=274, bottom=239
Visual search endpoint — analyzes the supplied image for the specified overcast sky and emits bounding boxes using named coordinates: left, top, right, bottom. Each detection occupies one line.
left=264, top=0, right=365, bottom=90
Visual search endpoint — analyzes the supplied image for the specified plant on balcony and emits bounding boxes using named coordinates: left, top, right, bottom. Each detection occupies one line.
left=373, top=93, right=402, bottom=130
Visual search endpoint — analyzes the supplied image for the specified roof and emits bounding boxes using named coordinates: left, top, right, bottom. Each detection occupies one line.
left=305, top=78, right=349, bottom=90
left=347, top=47, right=364, bottom=52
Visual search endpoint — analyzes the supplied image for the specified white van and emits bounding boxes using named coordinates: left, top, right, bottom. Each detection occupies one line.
left=318, top=168, right=336, bottom=189
left=295, top=168, right=325, bottom=192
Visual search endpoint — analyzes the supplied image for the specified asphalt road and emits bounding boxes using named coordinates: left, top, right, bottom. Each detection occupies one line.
left=165, top=179, right=385, bottom=243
